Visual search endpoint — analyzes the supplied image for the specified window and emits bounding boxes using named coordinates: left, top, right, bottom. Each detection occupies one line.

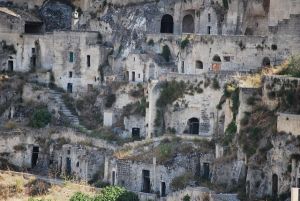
left=208, top=13, right=211, bottom=22
left=32, top=48, right=36, bottom=54
left=138, top=74, right=140, bottom=78
left=69, top=71, right=73, bottom=78
left=207, top=26, right=211, bottom=35
left=87, top=55, right=91, bottom=67
left=196, top=60, right=203, bottom=69
left=69, top=52, right=74, bottom=63
left=181, top=61, right=185, bottom=73
left=223, top=56, right=231, bottom=62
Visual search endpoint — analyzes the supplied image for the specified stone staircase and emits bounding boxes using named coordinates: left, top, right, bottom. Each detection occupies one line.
left=48, top=90, right=80, bottom=126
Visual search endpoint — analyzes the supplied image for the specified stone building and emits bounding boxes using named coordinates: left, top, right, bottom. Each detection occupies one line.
left=104, top=152, right=214, bottom=197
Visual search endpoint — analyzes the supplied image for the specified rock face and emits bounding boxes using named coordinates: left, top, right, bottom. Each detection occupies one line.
left=40, top=0, right=74, bottom=32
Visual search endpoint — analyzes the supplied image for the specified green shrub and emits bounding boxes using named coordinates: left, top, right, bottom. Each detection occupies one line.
left=29, top=108, right=51, bottom=128
left=223, top=121, right=237, bottom=146
left=170, top=173, right=193, bottom=191
left=147, top=39, right=154, bottom=46
left=161, top=45, right=171, bottom=62
left=116, top=191, right=139, bottom=201
left=180, top=37, right=189, bottom=49
left=156, top=80, right=186, bottom=107
left=70, top=192, right=93, bottom=201
left=183, top=194, right=191, bottom=201
left=222, top=0, right=229, bottom=9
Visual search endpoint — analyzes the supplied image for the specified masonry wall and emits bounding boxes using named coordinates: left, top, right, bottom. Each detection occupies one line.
left=277, top=113, right=300, bottom=136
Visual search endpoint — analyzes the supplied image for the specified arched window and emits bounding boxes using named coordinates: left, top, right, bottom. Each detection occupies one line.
left=212, top=55, right=221, bottom=62
left=196, top=60, right=203, bottom=69
left=182, top=14, right=194, bottom=33
left=188, top=118, right=199, bottom=134
left=262, top=57, right=271, bottom=67
left=160, top=14, right=174, bottom=33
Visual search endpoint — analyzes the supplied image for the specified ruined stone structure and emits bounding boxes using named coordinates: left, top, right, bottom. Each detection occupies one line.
left=0, top=0, right=300, bottom=200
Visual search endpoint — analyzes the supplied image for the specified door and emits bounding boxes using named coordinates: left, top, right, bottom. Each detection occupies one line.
left=66, top=157, right=71, bottom=176
left=8, top=60, right=13, bottom=72
left=67, top=83, right=73, bottom=93
left=161, top=182, right=166, bottom=197
left=112, top=171, right=116, bottom=185
left=203, top=163, right=210, bottom=180
left=142, top=170, right=150, bottom=193
left=132, top=71, right=135, bottom=82
left=132, top=128, right=140, bottom=140
left=31, top=146, right=39, bottom=168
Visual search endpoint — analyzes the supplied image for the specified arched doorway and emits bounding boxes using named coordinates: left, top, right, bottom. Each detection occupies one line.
left=160, top=14, right=174, bottom=33
left=272, top=174, right=278, bottom=197
left=262, top=57, right=271, bottom=67
left=182, top=14, right=194, bottom=33
left=188, top=118, right=199, bottom=134
left=196, top=60, right=203, bottom=69
left=212, top=55, right=221, bottom=62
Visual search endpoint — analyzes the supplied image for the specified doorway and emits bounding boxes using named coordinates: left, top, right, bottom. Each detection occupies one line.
left=161, top=182, right=166, bottom=197
left=203, top=163, right=210, bottom=180
left=132, top=71, right=136, bottom=82
left=142, top=170, right=150, bottom=193
left=272, top=174, right=278, bottom=197
left=188, top=118, right=199, bottom=135
left=132, top=128, right=140, bottom=140
left=112, top=171, right=116, bottom=185
left=8, top=60, right=13, bottom=72
left=66, top=157, right=71, bottom=176
left=31, top=146, right=39, bottom=168
left=67, top=83, right=73, bottom=93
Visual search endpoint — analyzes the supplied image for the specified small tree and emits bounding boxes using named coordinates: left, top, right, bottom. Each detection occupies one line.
left=29, top=108, right=51, bottom=128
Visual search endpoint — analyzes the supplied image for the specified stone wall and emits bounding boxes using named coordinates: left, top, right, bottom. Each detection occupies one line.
left=277, top=113, right=300, bottom=136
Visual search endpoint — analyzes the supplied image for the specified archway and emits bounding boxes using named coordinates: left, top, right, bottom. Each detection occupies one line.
left=272, top=174, right=278, bottom=197
left=182, top=14, right=194, bottom=33
left=188, top=118, right=199, bottom=134
left=262, top=57, right=271, bottom=67
left=212, top=55, right=221, bottom=62
left=196, top=60, right=203, bottom=69
left=160, top=14, right=174, bottom=33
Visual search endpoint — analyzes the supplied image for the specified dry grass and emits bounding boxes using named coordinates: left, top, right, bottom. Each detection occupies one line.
left=0, top=172, right=98, bottom=201
left=234, top=59, right=290, bottom=88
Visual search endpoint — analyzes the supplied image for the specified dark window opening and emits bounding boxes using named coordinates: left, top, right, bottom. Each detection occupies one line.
left=69, top=52, right=74, bottom=63
left=31, top=146, right=39, bottom=168
left=24, top=22, right=43, bottom=34
left=208, top=14, right=211, bottom=22
left=207, top=26, right=211, bottom=35
left=87, top=55, right=91, bottom=67
left=161, top=182, right=166, bottom=197
left=112, top=171, right=116, bottom=185
left=87, top=84, right=93, bottom=92
left=182, top=14, right=194, bottom=33
left=160, top=14, right=174, bottom=34
left=224, top=56, right=231, bottom=62
left=32, top=48, right=36, bottom=55
left=212, top=55, right=221, bottom=62
left=67, top=83, right=73, bottom=93
left=66, top=157, right=72, bottom=176
left=142, top=170, right=150, bottom=193
left=132, top=71, right=135, bottom=82
left=203, top=163, right=210, bottom=180
left=188, top=118, right=199, bottom=135
left=262, top=57, right=271, bottom=67
left=196, top=60, right=203, bottom=69
left=181, top=61, right=185, bottom=73
left=69, top=71, right=73, bottom=78
left=76, top=161, right=79, bottom=167
left=8, top=60, right=13, bottom=72
left=272, top=174, right=278, bottom=197
left=132, top=128, right=140, bottom=140
left=297, top=178, right=300, bottom=187
left=67, top=150, right=71, bottom=155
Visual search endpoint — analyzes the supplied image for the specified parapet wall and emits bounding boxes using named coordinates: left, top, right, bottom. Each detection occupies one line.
left=277, top=113, right=300, bottom=136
